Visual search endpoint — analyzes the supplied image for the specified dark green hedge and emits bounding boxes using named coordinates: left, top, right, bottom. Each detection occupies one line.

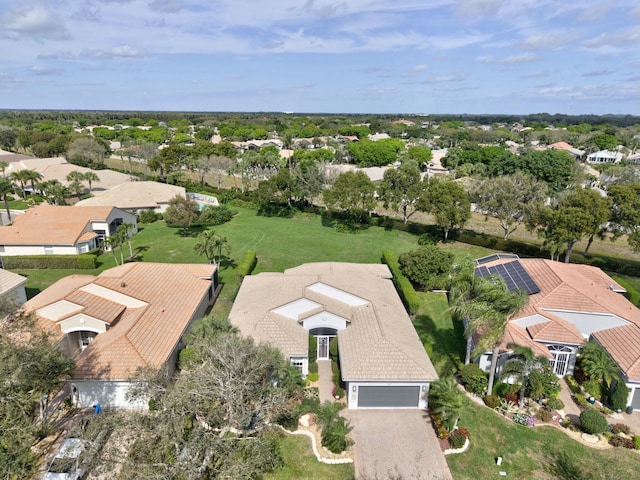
left=3, top=253, right=97, bottom=269
left=236, top=250, right=257, bottom=279
left=382, top=250, right=420, bottom=315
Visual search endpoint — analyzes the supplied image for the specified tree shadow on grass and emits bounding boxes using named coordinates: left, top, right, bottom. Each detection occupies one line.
left=413, top=310, right=465, bottom=377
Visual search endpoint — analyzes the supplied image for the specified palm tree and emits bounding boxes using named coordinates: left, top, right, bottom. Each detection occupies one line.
left=117, top=222, right=135, bottom=259
left=22, top=169, right=43, bottom=194
left=66, top=171, right=86, bottom=197
left=0, top=177, right=13, bottom=224
left=500, top=344, right=549, bottom=408
left=580, top=341, right=620, bottom=389
left=82, top=171, right=100, bottom=193
left=10, top=170, right=30, bottom=198
left=101, top=236, right=119, bottom=266
left=429, top=377, right=464, bottom=431
left=194, top=230, right=229, bottom=265
left=0, top=160, right=8, bottom=177
left=68, top=180, right=84, bottom=199
left=449, top=258, right=528, bottom=394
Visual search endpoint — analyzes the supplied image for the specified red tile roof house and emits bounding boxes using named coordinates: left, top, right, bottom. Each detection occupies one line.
left=472, top=254, right=640, bottom=411
left=0, top=204, right=137, bottom=256
left=24, top=262, right=218, bottom=409
left=229, top=262, right=438, bottom=409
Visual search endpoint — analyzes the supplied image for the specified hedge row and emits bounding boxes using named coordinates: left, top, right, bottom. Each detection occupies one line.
left=236, top=250, right=257, bottom=279
left=382, top=250, right=420, bottom=315
left=3, top=253, right=97, bottom=269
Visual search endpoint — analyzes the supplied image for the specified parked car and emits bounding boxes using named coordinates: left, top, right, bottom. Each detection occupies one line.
left=43, top=438, right=86, bottom=480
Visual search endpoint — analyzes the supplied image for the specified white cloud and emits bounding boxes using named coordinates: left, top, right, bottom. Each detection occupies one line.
left=84, top=45, right=146, bottom=59
left=423, top=72, right=467, bottom=84
left=402, top=64, right=428, bottom=77
left=2, top=5, right=70, bottom=41
left=477, top=53, right=538, bottom=64
left=516, top=31, right=577, bottom=50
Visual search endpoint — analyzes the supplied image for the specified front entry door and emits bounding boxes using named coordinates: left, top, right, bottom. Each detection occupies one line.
left=317, top=336, right=331, bottom=360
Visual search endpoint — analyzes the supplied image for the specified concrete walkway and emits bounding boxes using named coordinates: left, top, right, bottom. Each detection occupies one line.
left=317, top=360, right=334, bottom=404
left=344, top=410, right=453, bottom=480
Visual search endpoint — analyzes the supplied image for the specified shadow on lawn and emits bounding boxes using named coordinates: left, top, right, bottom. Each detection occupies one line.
left=413, top=310, right=465, bottom=377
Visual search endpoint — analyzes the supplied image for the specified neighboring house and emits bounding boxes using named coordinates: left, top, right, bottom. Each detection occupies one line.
left=25, top=262, right=218, bottom=408
left=548, top=142, right=585, bottom=160
left=586, top=150, right=623, bottom=164
left=0, top=204, right=137, bottom=256
left=0, top=268, right=28, bottom=305
left=472, top=254, right=640, bottom=411
left=229, top=262, right=438, bottom=409
left=76, top=181, right=186, bottom=213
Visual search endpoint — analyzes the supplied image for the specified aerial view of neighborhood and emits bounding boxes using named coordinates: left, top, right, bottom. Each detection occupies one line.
left=1, top=1, right=639, bottom=480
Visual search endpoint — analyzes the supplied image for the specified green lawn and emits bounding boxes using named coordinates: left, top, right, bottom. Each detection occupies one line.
left=447, top=397, right=640, bottom=480
left=265, top=433, right=354, bottom=480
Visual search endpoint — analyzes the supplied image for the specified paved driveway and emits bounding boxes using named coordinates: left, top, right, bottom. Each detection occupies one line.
left=344, top=410, right=453, bottom=480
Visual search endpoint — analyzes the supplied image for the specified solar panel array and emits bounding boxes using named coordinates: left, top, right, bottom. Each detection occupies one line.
left=476, top=260, right=540, bottom=295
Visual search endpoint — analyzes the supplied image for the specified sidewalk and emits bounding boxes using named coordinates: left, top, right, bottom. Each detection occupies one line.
left=317, top=360, right=334, bottom=404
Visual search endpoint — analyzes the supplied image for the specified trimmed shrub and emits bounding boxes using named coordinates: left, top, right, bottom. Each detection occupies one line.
left=574, top=394, right=590, bottom=408
left=609, top=381, right=629, bottom=411
left=198, top=204, right=236, bottom=226
left=236, top=250, right=257, bottom=279
left=308, top=336, right=317, bottom=365
left=565, top=375, right=581, bottom=394
left=608, top=435, right=635, bottom=449
left=460, top=364, right=488, bottom=396
left=274, top=408, right=301, bottom=431
left=579, top=409, right=608, bottom=434
left=308, top=361, right=318, bottom=374
left=329, top=337, right=338, bottom=360
left=546, top=398, right=565, bottom=411
left=3, top=253, right=97, bottom=269
left=536, top=408, right=553, bottom=423
left=138, top=208, right=157, bottom=223
left=611, top=423, right=631, bottom=435
left=448, top=430, right=467, bottom=449
left=483, top=394, right=500, bottom=409
left=382, top=250, right=419, bottom=314
left=634, top=435, right=640, bottom=450
left=306, top=372, right=319, bottom=382
left=503, top=392, right=519, bottom=405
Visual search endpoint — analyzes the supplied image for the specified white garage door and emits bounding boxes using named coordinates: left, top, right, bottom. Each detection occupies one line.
left=357, top=386, right=420, bottom=408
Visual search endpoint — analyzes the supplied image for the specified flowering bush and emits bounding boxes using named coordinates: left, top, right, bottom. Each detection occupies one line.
left=448, top=430, right=467, bottom=449
left=611, top=423, right=631, bottom=435
left=513, top=413, right=535, bottom=427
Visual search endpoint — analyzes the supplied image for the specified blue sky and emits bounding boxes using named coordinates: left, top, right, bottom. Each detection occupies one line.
left=0, top=0, right=638, bottom=115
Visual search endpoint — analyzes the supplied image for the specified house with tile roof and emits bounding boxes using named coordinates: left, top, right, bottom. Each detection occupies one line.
left=472, top=254, right=640, bottom=411
left=0, top=268, right=27, bottom=305
left=24, top=262, right=218, bottom=408
left=229, top=262, right=438, bottom=409
left=76, top=181, right=186, bottom=213
left=0, top=204, right=137, bottom=256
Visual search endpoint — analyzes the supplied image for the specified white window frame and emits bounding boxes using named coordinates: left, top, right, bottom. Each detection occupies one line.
left=79, top=331, right=96, bottom=350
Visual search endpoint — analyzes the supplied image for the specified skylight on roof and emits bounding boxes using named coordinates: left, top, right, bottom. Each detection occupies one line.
left=307, top=282, right=368, bottom=307
left=272, top=298, right=322, bottom=320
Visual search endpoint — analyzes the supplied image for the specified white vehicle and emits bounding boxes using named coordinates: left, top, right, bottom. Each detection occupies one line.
left=43, top=438, right=86, bottom=480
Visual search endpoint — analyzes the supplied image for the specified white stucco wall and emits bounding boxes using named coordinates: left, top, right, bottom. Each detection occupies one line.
left=71, top=380, right=148, bottom=409
left=0, top=244, right=80, bottom=256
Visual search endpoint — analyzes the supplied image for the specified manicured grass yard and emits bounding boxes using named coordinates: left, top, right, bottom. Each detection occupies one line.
left=265, top=433, right=354, bottom=480
left=414, top=291, right=465, bottom=377
left=447, top=396, right=640, bottom=480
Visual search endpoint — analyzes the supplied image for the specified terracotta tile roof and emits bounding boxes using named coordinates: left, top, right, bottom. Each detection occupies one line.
left=229, top=262, right=438, bottom=382
left=0, top=204, right=116, bottom=245
left=593, top=325, right=640, bottom=382
left=27, top=263, right=216, bottom=380
left=478, top=256, right=640, bottom=379
left=500, top=324, right=553, bottom=358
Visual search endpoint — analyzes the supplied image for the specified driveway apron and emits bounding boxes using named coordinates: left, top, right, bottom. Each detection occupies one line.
left=344, top=409, right=453, bottom=480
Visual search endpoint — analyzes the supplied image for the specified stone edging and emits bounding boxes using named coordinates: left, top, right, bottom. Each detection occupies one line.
left=444, top=438, right=470, bottom=455
left=274, top=425, right=354, bottom=464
